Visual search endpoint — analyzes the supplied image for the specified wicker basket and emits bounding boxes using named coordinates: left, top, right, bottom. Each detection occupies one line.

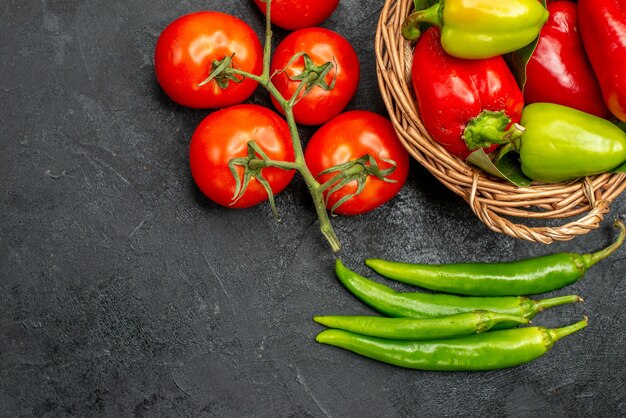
left=375, top=0, right=626, bottom=243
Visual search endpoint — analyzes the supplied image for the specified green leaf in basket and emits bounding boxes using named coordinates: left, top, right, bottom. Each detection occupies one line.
left=613, top=161, right=626, bottom=174
left=504, top=0, right=547, bottom=92
left=495, top=151, right=533, bottom=187
left=467, top=147, right=532, bottom=187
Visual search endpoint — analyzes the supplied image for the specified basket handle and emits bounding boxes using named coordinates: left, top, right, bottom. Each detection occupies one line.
left=467, top=172, right=612, bottom=243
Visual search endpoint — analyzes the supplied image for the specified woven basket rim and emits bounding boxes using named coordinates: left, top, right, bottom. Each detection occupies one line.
left=375, top=0, right=626, bottom=243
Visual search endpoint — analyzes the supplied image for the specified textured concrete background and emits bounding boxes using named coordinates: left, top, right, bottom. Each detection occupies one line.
left=1, top=0, right=625, bottom=416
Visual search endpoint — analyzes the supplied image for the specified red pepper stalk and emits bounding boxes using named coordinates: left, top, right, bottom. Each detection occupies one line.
left=525, top=1, right=611, bottom=119
left=578, top=0, right=626, bottom=122
left=411, top=28, right=525, bottom=159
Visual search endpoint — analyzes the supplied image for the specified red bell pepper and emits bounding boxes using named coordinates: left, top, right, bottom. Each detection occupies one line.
left=525, top=1, right=611, bottom=119
left=578, top=0, right=626, bottom=122
left=411, top=28, right=524, bottom=159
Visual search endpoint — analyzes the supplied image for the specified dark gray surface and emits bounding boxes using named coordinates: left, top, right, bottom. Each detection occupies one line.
left=1, top=0, right=625, bottom=416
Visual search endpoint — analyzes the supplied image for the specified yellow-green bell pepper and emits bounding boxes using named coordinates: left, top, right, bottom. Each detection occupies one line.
left=519, top=103, right=626, bottom=183
left=402, top=0, right=549, bottom=59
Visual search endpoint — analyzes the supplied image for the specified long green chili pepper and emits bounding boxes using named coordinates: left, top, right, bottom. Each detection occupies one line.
left=365, top=219, right=625, bottom=296
left=313, top=311, right=530, bottom=340
left=335, top=260, right=582, bottom=324
left=315, top=317, right=588, bottom=371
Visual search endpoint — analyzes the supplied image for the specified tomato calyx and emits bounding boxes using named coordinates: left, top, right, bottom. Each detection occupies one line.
left=198, top=54, right=245, bottom=89
left=318, top=154, right=398, bottom=214
left=228, top=141, right=297, bottom=219
left=276, top=53, right=337, bottom=104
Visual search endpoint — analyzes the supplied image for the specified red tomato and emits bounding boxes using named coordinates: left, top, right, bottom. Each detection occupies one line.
left=270, top=28, right=360, bottom=126
left=190, top=105, right=295, bottom=208
left=155, top=11, right=263, bottom=109
left=252, top=0, right=340, bottom=31
left=304, top=111, right=410, bottom=215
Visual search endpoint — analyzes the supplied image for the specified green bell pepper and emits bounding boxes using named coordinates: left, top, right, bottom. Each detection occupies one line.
left=519, top=103, right=626, bottom=183
left=402, top=0, right=549, bottom=59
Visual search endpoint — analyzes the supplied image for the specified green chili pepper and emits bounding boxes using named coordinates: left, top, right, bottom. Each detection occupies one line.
left=402, top=0, right=549, bottom=59
left=365, top=220, right=625, bottom=296
left=315, top=317, right=588, bottom=371
left=314, top=311, right=529, bottom=340
left=519, top=103, right=626, bottom=182
left=335, top=260, right=582, bottom=324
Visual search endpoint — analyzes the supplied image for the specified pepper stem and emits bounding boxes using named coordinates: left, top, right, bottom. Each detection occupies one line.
left=582, top=219, right=625, bottom=267
left=463, top=110, right=525, bottom=151
left=535, top=294, right=584, bottom=312
left=401, top=3, right=443, bottom=41
left=547, top=317, right=589, bottom=342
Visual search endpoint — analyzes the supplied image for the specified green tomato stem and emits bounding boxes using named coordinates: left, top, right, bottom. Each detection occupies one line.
left=262, top=0, right=272, bottom=79
left=283, top=106, right=342, bottom=252
left=248, top=159, right=298, bottom=171
left=228, top=5, right=342, bottom=252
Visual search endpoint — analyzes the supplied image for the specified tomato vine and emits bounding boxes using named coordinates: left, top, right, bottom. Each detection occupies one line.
left=197, top=0, right=400, bottom=252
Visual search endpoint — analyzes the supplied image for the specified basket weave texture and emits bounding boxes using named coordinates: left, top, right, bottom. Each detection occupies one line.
left=375, top=0, right=626, bottom=243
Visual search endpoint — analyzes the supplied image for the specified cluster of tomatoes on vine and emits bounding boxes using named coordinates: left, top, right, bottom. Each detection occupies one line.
left=153, top=0, right=409, bottom=249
